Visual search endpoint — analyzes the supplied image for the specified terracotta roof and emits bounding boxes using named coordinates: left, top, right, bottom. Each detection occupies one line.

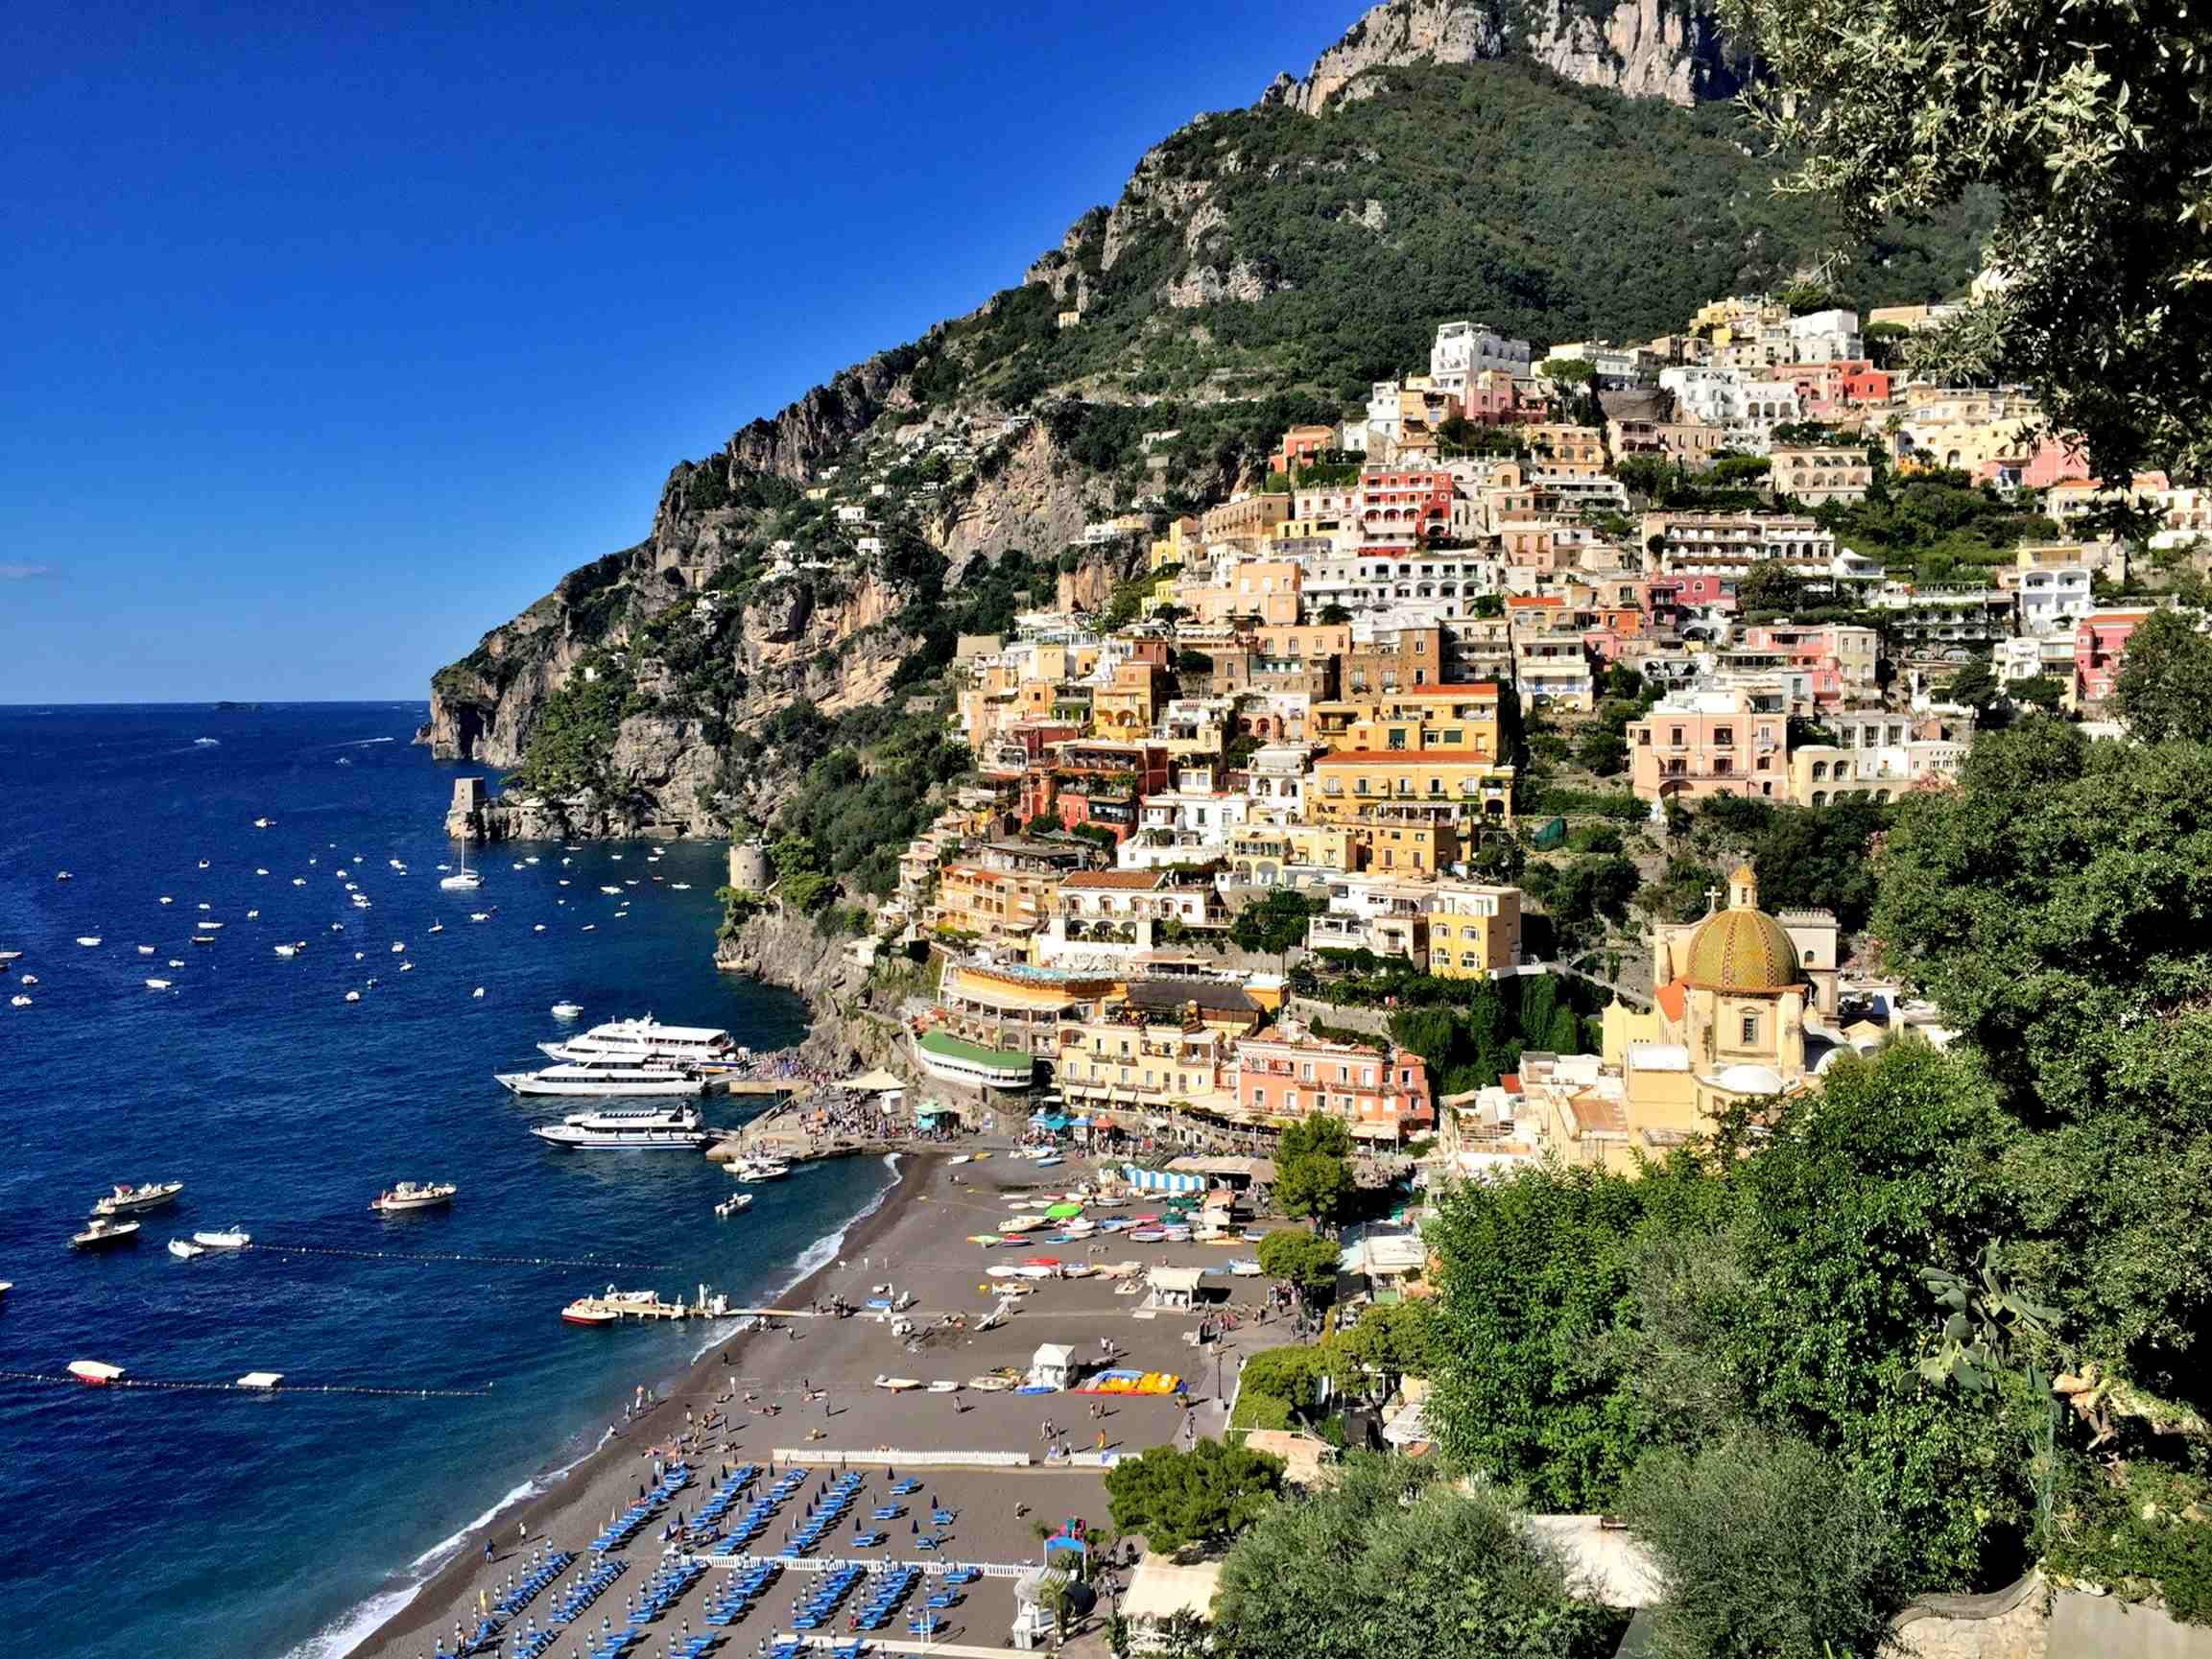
left=1315, top=749, right=1507, bottom=766
left=1654, top=979, right=1688, bottom=1023
left=1567, top=1093, right=1627, bottom=1134
left=1060, top=870, right=1165, bottom=890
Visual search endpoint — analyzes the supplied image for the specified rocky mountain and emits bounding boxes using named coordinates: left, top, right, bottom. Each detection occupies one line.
left=426, top=2, right=1986, bottom=862
left=1263, top=0, right=1744, bottom=113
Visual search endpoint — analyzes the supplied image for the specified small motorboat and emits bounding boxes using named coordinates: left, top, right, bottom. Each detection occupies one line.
left=137, top=945, right=155, bottom=956
left=144, top=979, right=173, bottom=990
left=390, top=942, right=405, bottom=953
left=9, top=996, right=30, bottom=1007
left=370, top=1181, right=456, bottom=1214
left=274, top=944, right=300, bottom=958
left=94, top=1181, right=183, bottom=1217
left=728, top=1158, right=791, bottom=1182
left=253, top=818, right=272, bottom=828
left=428, top=922, right=444, bottom=935
left=193, top=1227, right=250, bottom=1249
left=67, top=1360, right=126, bottom=1386
left=551, top=1001, right=583, bottom=1019
left=75, top=936, right=102, bottom=948
left=715, top=1194, right=754, bottom=1218
left=190, top=934, right=217, bottom=947
left=159, top=896, right=174, bottom=905
left=560, top=1299, right=619, bottom=1328
left=71, top=1219, right=141, bottom=1250
left=344, top=990, right=362, bottom=1003
left=471, top=987, right=486, bottom=999
left=168, top=1238, right=206, bottom=1260
left=55, top=870, right=73, bottom=882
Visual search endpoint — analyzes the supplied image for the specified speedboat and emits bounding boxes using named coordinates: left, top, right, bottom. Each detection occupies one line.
left=253, top=818, right=272, bottom=828
left=144, top=978, right=173, bottom=990
left=193, top=1227, right=250, bottom=1249
left=560, top=1299, right=621, bottom=1328
left=67, top=1360, right=127, bottom=1385
left=370, top=1181, right=456, bottom=1213
left=76, top=936, right=102, bottom=947
left=168, top=1238, right=206, bottom=1260
left=728, top=1158, right=792, bottom=1182
left=716, top=1194, right=753, bottom=1218
left=71, top=1218, right=141, bottom=1250
left=344, top=990, right=362, bottom=1003
left=531, top=1103, right=713, bottom=1149
left=137, top=945, right=155, bottom=956
left=550, top=1001, right=583, bottom=1019
left=93, top=1181, right=182, bottom=1217
left=9, top=995, right=30, bottom=1007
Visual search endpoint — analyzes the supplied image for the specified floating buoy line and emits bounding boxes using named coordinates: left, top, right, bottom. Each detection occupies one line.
left=239, top=1242, right=670, bottom=1270
left=0, top=1368, right=489, bottom=1399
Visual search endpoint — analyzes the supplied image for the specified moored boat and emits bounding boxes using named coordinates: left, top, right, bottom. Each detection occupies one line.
left=496, top=1062, right=707, bottom=1098
left=370, top=1180, right=456, bottom=1213
left=193, top=1227, right=250, bottom=1248
left=67, top=1360, right=126, bottom=1386
left=531, top=1102, right=713, bottom=1149
left=168, top=1238, right=205, bottom=1260
left=93, top=1181, right=182, bottom=1217
left=71, top=1218, right=141, bottom=1250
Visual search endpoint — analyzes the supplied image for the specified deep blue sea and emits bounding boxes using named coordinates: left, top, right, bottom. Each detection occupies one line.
left=0, top=703, right=894, bottom=1659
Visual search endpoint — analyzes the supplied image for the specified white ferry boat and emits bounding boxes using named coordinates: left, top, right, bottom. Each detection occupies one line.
left=494, top=1062, right=708, bottom=1098
left=536, top=1014, right=737, bottom=1069
left=532, top=1102, right=713, bottom=1149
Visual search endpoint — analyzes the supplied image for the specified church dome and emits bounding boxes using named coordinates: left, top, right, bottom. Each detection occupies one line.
left=1681, top=863, right=1803, bottom=994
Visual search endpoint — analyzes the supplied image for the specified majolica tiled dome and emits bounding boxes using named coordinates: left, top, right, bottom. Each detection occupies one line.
left=1682, top=864, right=1802, bottom=994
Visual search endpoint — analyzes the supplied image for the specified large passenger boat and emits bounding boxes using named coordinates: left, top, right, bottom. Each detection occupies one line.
left=537, top=1013, right=739, bottom=1069
left=531, top=1102, right=713, bottom=1149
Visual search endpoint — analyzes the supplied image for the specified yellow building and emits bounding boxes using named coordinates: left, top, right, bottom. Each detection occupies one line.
left=1199, top=493, right=1292, bottom=547
left=1227, top=821, right=1363, bottom=886
left=1312, top=684, right=1505, bottom=764
left=1055, top=1012, right=1234, bottom=1119
left=1429, top=882, right=1522, bottom=978
left=1149, top=515, right=1200, bottom=573
left=1351, top=816, right=1459, bottom=877
left=1309, top=749, right=1514, bottom=825
left=1093, top=661, right=1162, bottom=737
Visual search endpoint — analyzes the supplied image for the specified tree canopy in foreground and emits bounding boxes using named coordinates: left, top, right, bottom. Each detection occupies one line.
left=1725, top=0, right=2212, bottom=483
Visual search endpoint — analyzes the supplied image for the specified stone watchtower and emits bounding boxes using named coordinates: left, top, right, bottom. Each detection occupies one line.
left=728, top=841, right=770, bottom=890
left=446, top=776, right=486, bottom=841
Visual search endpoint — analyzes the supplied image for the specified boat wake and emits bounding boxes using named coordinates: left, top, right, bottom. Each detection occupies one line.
left=690, top=1153, right=905, bottom=1363
left=295, top=1439, right=599, bottom=1659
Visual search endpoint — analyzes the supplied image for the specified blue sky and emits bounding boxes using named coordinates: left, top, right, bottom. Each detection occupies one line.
left=0, top=0, right=1355, bottom=702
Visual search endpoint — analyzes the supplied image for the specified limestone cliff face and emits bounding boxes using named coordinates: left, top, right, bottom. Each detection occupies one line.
left=713, top=907, right=911, bottom=1074
left=937, top=424, right=1099, bottom=578
left=1263, top=0, right=1742, bottom=112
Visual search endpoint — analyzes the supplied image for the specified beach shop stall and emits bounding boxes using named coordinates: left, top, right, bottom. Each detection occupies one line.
left=840, top=1067, right=907, bottom=1120
left=1144, top=1266, right=1206, bottom=1314
left=1029, top=1341, right=1082, bottom=1390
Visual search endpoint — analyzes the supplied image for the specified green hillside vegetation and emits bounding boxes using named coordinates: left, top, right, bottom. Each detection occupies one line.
left=905, top=61, right=1991, bottom=411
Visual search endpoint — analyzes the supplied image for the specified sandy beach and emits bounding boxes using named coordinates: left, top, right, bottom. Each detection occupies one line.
left=351, top=1148, right=1296, bottom=1659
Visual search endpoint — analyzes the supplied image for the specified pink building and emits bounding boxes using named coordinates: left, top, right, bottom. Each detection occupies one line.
left=1232, top=1028, right=1435, bottom=1144
left=1787, top=360, right=1891, bottom=417
left=1359, top=468, right=1458, bottom=545
left=2075, top=609, right=2153, bottom=707
left=1626, top=688, right=1788, bottom=801
left=1734, top=622, right=1880, bottom=707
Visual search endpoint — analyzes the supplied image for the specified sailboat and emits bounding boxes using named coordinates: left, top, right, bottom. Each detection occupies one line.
left=439, top=843, right=483, bottom=890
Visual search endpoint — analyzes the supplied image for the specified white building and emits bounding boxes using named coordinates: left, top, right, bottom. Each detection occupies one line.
left=1430, top=320, right=1533, bottom=394
left=1787, top=307, right=1864, bottom=365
